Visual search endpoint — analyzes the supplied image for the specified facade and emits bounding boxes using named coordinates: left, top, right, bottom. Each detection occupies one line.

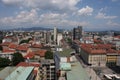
left=106, top=50, right=118, bottom=67
left=80, top=43, right=120, bottom=67
left=117, top=53, right=120, bottom=66
left=80, top=44, right=109, bottom=67
left=53, top=27, right=57, bottom=44
left=73, top=26, right=82, bottom=40
left=40, top=60, right=55, bottom=80
left=80, top=49, right=106, bottom=67
left=46, top=31, right=52, bottom=44
left=57, top=33, right=63, bottom=46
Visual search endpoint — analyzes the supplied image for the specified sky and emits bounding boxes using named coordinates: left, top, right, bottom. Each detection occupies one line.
left=0, top=0, right=120, bottom=31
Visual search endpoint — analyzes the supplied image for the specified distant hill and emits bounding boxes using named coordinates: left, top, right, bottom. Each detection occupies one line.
left=5, top=27, right=64, bottom=32
left=8, top=27, right=52, bottom=31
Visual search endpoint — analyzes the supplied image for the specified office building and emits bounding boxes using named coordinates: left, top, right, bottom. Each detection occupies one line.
left=73, top=26, right=82, bottom=40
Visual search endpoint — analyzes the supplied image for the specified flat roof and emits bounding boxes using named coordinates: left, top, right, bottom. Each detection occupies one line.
left=5, top=66, right=34, bottom=80
left=67, top=61, right=89, bottom=80
left=0, top=67, right=16, bottom=80
left=58, top=48, right=74, bottom=57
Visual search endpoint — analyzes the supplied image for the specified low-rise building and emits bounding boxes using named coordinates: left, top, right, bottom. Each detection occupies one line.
left=117, top=51, right=120, bottom=66
left=39, top=59, right=55, bottom=80
left=106, top=49, right=118, bottom=67
left=80, top=44, right=110, bottom=67
left=0, top=66, right=35, bottom=80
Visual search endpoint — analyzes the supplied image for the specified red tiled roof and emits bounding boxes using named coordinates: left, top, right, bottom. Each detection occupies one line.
left=90, top=50, right=106, bottom=54
left=0, top=42, right=11, bottom=46
left=16, top=44, right=29, bottom=51
left=107, top=49, right=117, bottom=53
left=118, top=50, right=120, bottom=54
left=31, top=44, right=42, bottom=48
left=114, top=35, right=120, bottom=39
left=16, top=62, right=40, bottom=67
left=8, top=43, right=18, bottom=49
left=24, top=52, right=34, bottom=58
left=4, top=36, right=13, bottom=38
left=81, top=43, right=112, bottom=50
left=81, top=43, right=107, bottom=54
left=3, top=47, right=15, bottom=53
left=34, top=50, right=47, bottom=57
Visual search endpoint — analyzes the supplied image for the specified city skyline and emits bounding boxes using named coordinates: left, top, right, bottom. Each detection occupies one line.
left=0, top=0, right=120, bottom=31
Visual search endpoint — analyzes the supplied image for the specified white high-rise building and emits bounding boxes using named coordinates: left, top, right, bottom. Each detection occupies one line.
left=54, top=27, right=57, bottom=44
left=57, top=33, right=63, bottom=46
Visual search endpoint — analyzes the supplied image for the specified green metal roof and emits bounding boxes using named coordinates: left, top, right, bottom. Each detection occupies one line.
left=0, top=67, right=16, bottom=80
left=58, top=48, right=74, bottom=57
left=5, top=67, right=34, bottom=80
left=67, top=62, right=89, bottom=80
left=60, top=62, right=71, bottom=71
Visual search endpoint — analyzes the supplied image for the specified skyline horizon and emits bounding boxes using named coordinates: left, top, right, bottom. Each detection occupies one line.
left=1, top=26, right=120, bottom=31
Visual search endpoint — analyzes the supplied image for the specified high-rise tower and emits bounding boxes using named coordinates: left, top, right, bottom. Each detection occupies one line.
left=54, top=27, right=57, bottom=44
left=73, top=26, right=82, bottom=40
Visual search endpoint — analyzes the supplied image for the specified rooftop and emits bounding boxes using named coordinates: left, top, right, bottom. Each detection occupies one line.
left=58, top=48, right=74, bottom=57
left=67, top=61, right=89, bottom=80
left=0, top=67, right=16, bottom=80
left=17, top=62, right=40, bottom=67
left=5, top=66, right=34, bottom=80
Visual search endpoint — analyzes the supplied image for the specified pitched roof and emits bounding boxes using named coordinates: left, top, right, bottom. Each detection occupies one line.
left=24, top=52, right=34, bottom=58
left=16, top=44, right=29, bottom=51
left=0, top=42, right=11, bottom=46
left=34, top=50, right=47, bottom=57
left=8, top=43, right=18, bottom=49
left=107, top=49, right=117, bottom=53
left=3, top=47, right=15, bottom=53
left=31, top=44, right=42, bottom=48
left=81, top=44, right=107, bottom=54
left=16, top=62, right=40, bottom=67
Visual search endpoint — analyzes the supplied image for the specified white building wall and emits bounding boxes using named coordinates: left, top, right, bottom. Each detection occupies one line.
left=54, top=27, right=57, bottom=43
left=88, top=54, right=106, bottom=67
left=57, top=33, right=63, bottom=46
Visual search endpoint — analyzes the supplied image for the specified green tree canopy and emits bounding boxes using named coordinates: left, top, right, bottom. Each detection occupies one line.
left=67, top=38, right=72, bottom=45
left=0, top=46, right=3, bottom=51
left=19, top=38, right=32, bottom=44
left=45, top=51, right=53, bottom=59
left=12, top=52, right=24, bottom=66
left=0, top=57, right=10, bottom=67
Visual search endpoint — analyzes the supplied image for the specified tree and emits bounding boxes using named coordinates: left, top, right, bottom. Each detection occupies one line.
left=45, top=51, right=53, bottom=59
left=19, top=38, right=32, bottom=44
left=0, top=46, right=3, bottom=51
left=0, top=57, right=10, bottom=67
left=67, top=38, right=72, bottom=45
left=12, top=52, right=24, bottom=66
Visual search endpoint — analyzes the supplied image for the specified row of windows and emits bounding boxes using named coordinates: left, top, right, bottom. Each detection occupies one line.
left=89, top=56, right=106, bottom=62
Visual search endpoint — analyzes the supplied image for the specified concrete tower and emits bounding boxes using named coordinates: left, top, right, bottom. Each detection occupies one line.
left=54, top=27, right=57, bottom=44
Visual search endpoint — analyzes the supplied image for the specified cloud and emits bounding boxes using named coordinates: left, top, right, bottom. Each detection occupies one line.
left=107, top=20, right=120, bottom=26
left=78, top=6, right=93, bottom=16
left=111, top=0, right=119, bottom=2
left=96, top=12, right=117, bottom=19
left=1, top=0, right=81, bottom=13
left=1, top=0, right=23, bottom=6
left=0, top=9, right=89, bottom=29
